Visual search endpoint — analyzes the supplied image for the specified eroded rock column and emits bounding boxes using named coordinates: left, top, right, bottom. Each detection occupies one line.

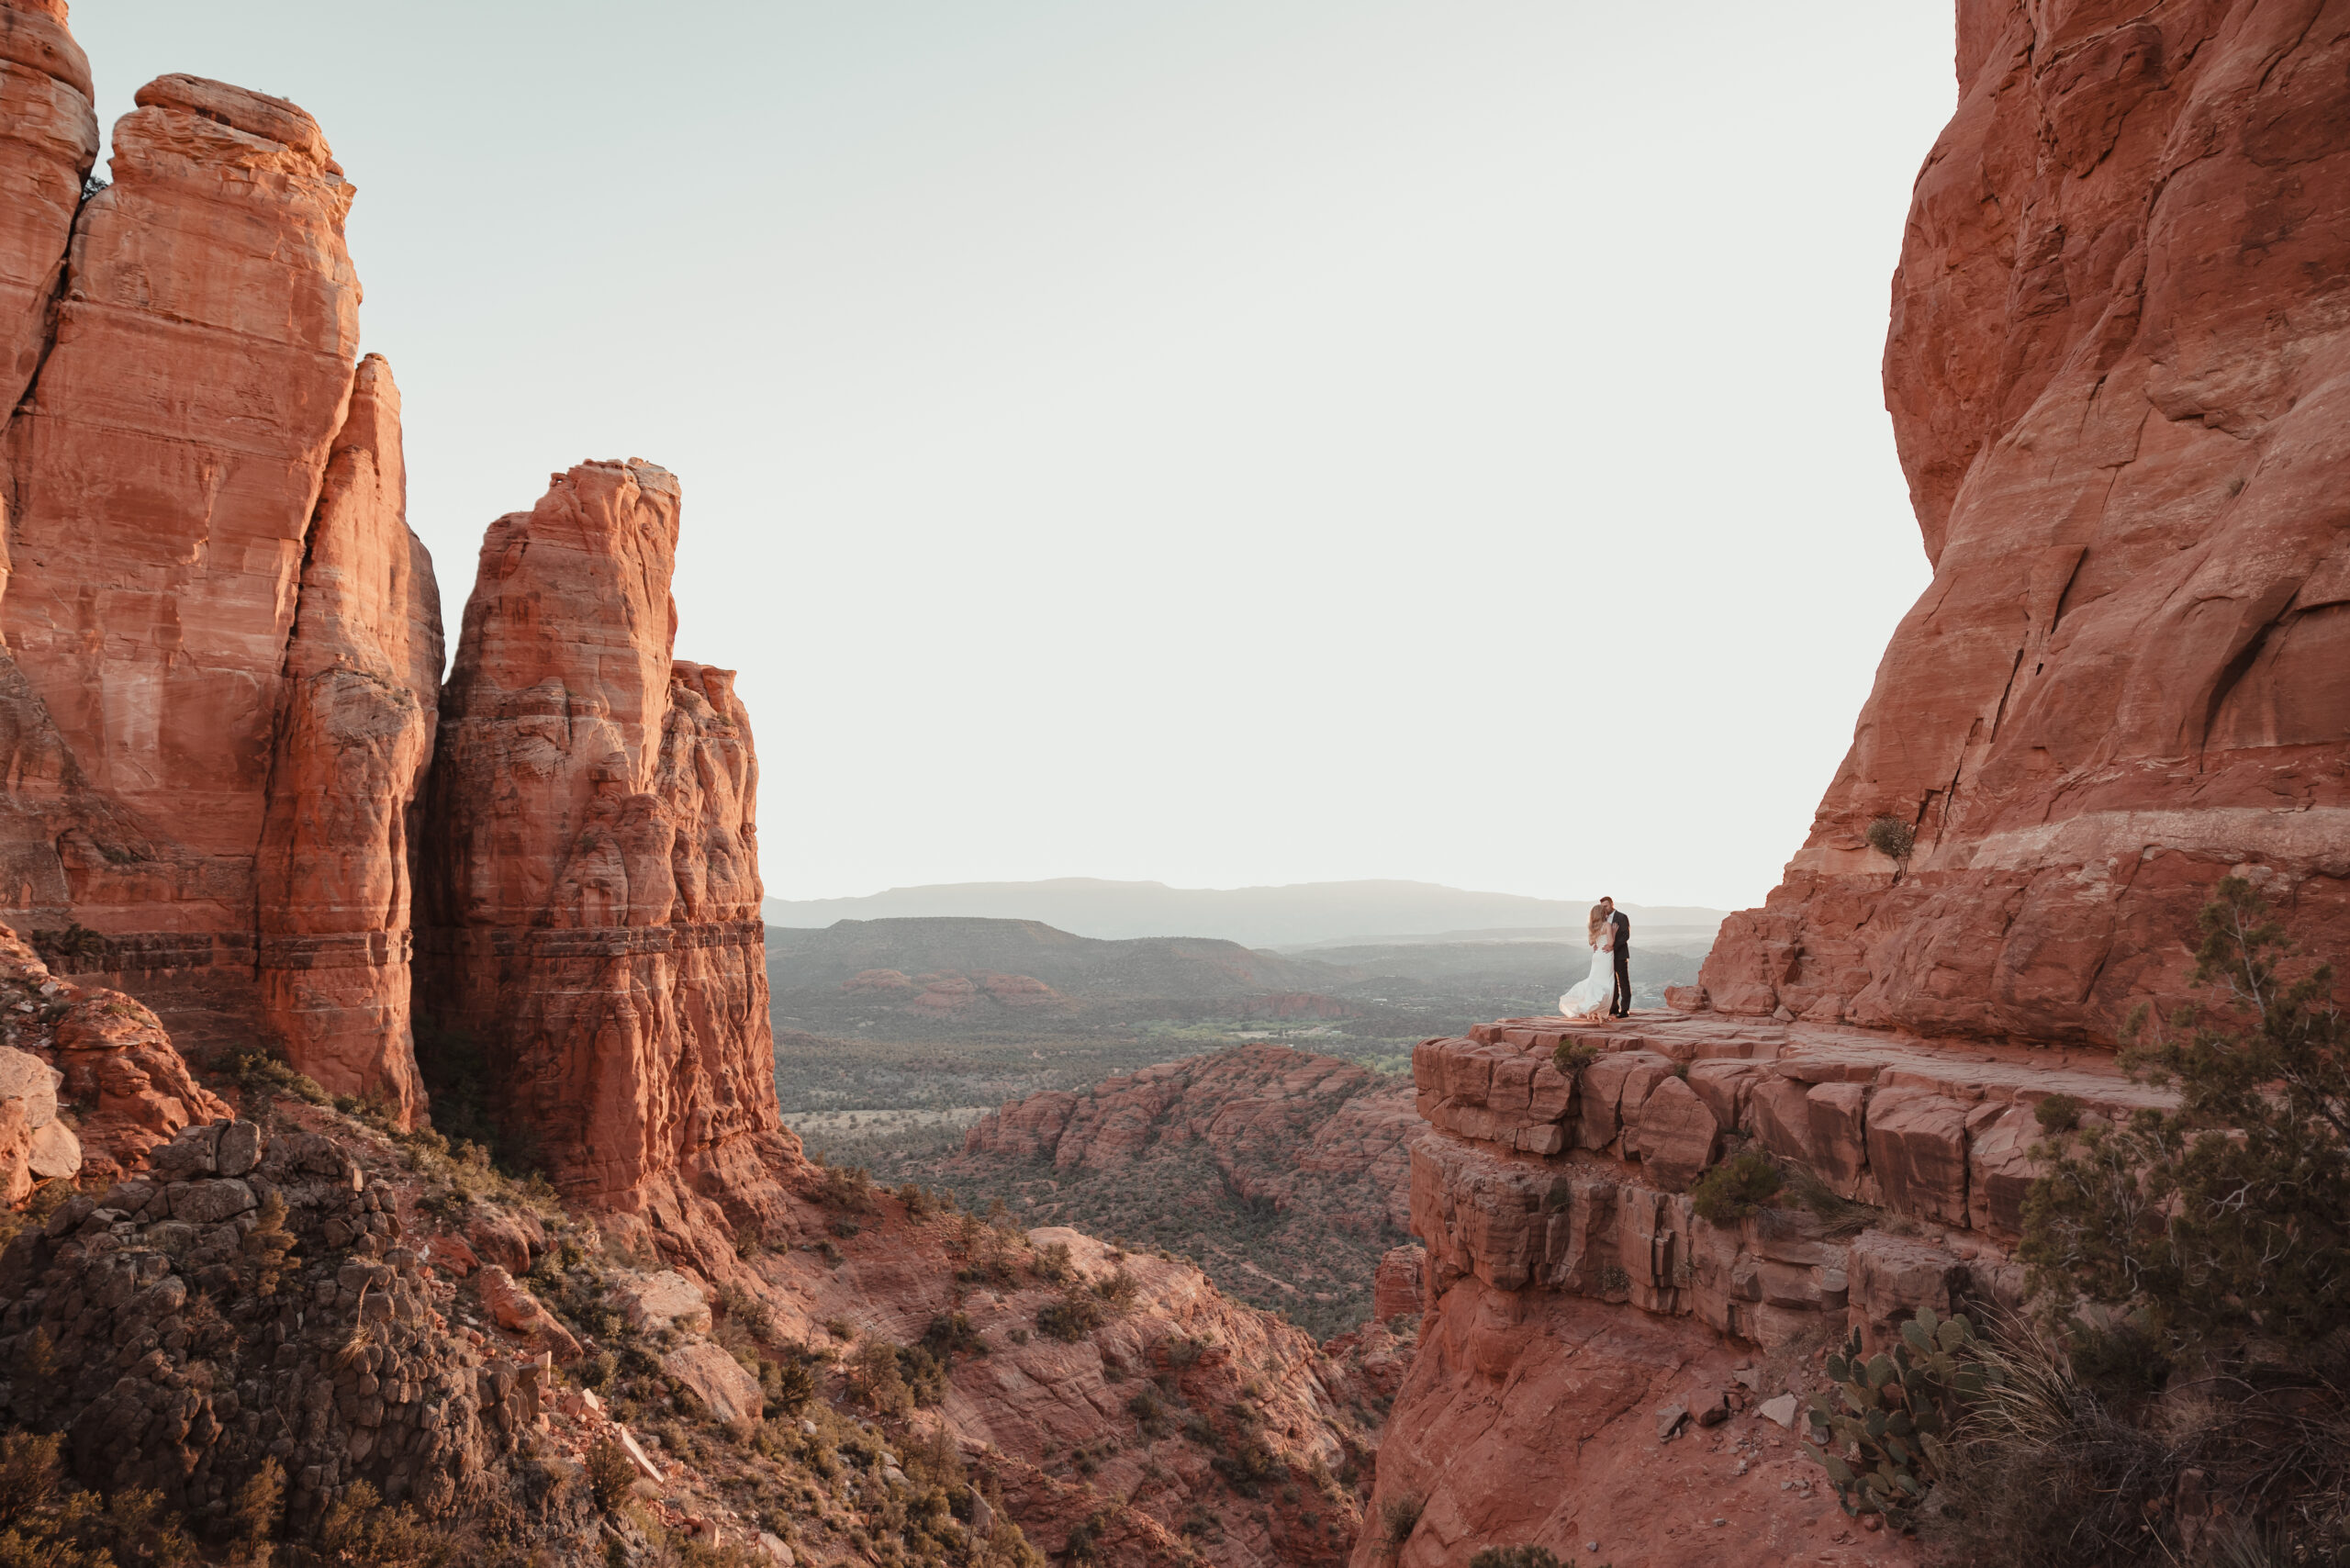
left=257, top=356, right=443, bottom=1120
left=420, top=460, right=792, bottom=1270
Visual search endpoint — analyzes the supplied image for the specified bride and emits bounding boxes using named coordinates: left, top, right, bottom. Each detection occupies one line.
left=1559, top=904, right=1617, bottom=1021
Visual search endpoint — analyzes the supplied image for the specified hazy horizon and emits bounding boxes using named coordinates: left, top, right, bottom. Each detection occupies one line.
left=71, top=3, right=1954, bottom=912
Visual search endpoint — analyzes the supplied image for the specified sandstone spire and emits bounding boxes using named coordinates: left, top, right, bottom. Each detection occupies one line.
left=420, top=460, right=791, bottom=1269
left=257, top=355, right=443, bottom=1120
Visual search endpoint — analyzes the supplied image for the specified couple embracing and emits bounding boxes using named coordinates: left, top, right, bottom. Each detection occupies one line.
left=1559, top=895, right=1630, bottom=1022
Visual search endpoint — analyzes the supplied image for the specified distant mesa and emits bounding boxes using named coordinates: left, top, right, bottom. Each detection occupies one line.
left=765, top=878, right=1732, bottom=951
left=841, top=967, right=1068, bottom=1013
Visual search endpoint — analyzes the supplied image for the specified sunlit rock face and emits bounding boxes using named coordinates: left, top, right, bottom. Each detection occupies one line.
left=1702, top=0, right=2350, bottom=1043
left=0, top=41, right=443, bottom=1114
left=418, top=459, right=794, bottom=1271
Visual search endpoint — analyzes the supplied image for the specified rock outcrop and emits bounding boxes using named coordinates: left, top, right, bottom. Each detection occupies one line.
left=0, top=33, right=443, bottom=1115
left=1700, top=0, right=2350, bottom=1042
left=420, top=459, right=792, bottom=1271
left=0, top=1117, right=573, bottom=1529
left=1355, top=1011, right=2163, bottom=1564
left=0, top=922, right=229, bottom=1195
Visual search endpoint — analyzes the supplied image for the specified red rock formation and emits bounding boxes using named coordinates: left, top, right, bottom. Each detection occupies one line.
left=0, top=922, right=228, bottom=1190
left=1701, top=0, right=2350, bottom=1042
left=256, top=355, right=442, bottom=1119
left=1356, top=1011, right=2163, bottom=1564
left=0, top=37, right=442, bottom=1114
left=0, top=0, right=94, bottom=413
left=419, top=459, right=793, bottom=1271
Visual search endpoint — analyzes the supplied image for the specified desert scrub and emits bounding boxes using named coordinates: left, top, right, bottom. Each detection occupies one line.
left=1468, top=1550, right=1569, bottom=1568
left=2022, top=875, right=2350, bottom=1350
left=1690, top=1147, right=1783, bottom=1225
left=1381, top=1490, right=1426, bottom=1548
left=2031, top=1092, right=2081, bottom=1134
left=1864, top=814, right=1917, bottom=862
left=1035, top=1285, right=1112, bottom=1342
left=1551, top=1038, right=1599, bottom=1076
left=226, top=1048, right=332, bottom=1108
left=816, top=1161, right=878, bottom=1213
left=586, top=1438, right=638, bottom=1513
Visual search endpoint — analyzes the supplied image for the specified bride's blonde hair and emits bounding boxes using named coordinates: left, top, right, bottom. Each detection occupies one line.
left=1587, top=904, right=1607, bottom=940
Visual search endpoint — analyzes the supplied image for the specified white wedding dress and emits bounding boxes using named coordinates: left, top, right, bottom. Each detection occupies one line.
left=1560, top=936, right=1616, bottom=1021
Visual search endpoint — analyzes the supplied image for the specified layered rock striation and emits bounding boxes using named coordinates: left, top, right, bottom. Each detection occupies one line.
left=419, top=459, right=792, bottom=1270
left=1701, top=0, right=2350, bottom=1042
left=0, top=29, right=442, bottom=1115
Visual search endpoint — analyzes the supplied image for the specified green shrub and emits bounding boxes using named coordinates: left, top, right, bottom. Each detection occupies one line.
left=310, top=1480, right=455, bottom=1567
left=2031, top=1092, right=2080, bottom=1134
left=922, top=1312, right=987, bottom=1360
left=1036, top=1286, right=1111, bottom=1342
left=1864, top=815, right=1917, bottom=861
left=1551, top=1039, right=1599, bottom=1077
left=585, top=1439, right=636, bottom=1513
left=2021, top=876, right=2350, bottom=1351
left=1381, top=1491, right=1426, bottom=1547
left=1690, top=1148, right=1782, bottom=1225
left=762, top=1357, right=816, bottom=1416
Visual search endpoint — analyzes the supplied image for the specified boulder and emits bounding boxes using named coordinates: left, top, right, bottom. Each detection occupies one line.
left=1629, top=1075, right=1719, bottom=1192
left=1864, top=1088, right=1972, bottom=1226
left=664, top=1341, right=764, bottom=1428
left=614, top=1270, right=713, bottom=1336
left=1968, top=1104, right=2043, bottom=1239
left=1806, top=1082, right=1869, bottom=1199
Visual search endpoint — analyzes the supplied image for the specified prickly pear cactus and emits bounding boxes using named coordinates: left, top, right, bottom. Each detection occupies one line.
left=1802, top=1305, right=1995, bottom=1527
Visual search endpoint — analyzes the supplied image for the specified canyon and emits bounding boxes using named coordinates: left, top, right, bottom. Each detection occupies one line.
left=1, top=0, right=2344, bottom=1563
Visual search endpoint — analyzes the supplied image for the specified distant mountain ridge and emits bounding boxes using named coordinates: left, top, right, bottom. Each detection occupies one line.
left=765, top=916, right=1346, bottom=1002
left=763, top=878, right=1729, bottom=950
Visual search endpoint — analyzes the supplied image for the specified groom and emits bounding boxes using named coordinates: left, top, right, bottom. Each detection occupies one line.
left=1600, top=896, right=1630, bottom=1017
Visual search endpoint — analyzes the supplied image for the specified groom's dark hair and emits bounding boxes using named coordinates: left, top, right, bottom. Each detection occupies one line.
left=1599, top=895, right=1614, bottom=904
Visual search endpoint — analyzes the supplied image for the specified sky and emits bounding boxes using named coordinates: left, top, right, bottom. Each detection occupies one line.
left=73, top=2, right=1955, bottom=912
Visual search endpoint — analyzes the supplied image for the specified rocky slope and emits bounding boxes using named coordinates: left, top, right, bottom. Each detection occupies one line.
left=418, top=458, right=793, bottom=1277
left=0, top=35, right=442, bottom=1117
left=4, top=967, right=1393, bottom=1567
left=939, top=1046, right=1416, bottom=1336
left=1700, top=0, right=2350, bottom=1043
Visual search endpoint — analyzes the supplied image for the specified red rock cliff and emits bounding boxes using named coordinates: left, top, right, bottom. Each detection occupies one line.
left=0, top=39, right=442, bottom=1114
left=419, top=459, right=792, bottom=1271
left=1701, top=0, right=2350, bottom=1042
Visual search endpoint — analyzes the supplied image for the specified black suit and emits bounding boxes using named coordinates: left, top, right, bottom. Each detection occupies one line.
left=1608, top=909, right=1631, bottom=1017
